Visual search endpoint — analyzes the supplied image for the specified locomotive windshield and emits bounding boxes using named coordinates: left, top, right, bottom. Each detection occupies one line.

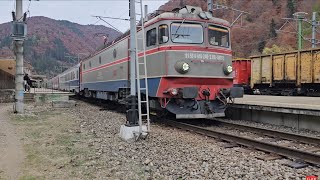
left=208, top=25, right=230, bottom=48
left=171, top=23, right=203, bottom=44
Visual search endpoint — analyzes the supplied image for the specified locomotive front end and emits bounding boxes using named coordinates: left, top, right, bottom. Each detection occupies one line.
left=148, top=6, right=243, bottom=119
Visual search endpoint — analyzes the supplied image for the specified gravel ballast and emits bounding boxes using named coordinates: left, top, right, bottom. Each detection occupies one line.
left=66, top=101, right=319, bottom=179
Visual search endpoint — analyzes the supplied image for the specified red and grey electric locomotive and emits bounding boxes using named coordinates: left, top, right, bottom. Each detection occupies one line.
left=75, top=6, right=243, bottom=118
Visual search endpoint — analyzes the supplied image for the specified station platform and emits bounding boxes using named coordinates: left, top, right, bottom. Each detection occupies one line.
left=233, top=95, right=320, bottom=111
left=227, top=95, right=320, bottom=132
left=29, top=88, right=73, bottom=94
left=24, top=88, right=74, bottom=103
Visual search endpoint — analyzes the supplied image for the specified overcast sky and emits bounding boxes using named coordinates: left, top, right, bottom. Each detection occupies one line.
left=0, top=0, right=169, bottom=32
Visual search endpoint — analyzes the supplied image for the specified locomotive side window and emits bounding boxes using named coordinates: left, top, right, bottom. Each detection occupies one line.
left=159, top=24, right=169, bottom=44
left=146, top=28, right=157, bottom=47
left=208, top=25, right=229, bottom=47
left=171, top=23, right=203, bottom=44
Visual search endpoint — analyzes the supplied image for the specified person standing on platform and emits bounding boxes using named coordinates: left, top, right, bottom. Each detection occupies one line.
left=23, top=74, right=31, bottom=92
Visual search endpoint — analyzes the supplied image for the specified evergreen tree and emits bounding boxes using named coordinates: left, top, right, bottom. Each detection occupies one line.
left=287, top=0, right=296, bottom=18
left=258, top=39, right=266, bottom=53
left=272, top=0, right=278, bottom=6
left=269, top=18, right=277, bottom=38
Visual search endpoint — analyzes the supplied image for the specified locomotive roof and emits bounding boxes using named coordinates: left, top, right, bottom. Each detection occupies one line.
left=146, top=10, right=230, bottom=28
left=82, top=6, right=230, bottom=63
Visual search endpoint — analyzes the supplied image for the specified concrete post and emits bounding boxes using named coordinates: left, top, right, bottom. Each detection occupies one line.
left=14, top=0, right=24, bottom=113
left=127, top=0, right=138, bottom=126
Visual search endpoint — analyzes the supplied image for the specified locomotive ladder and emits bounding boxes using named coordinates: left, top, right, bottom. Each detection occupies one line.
left=135, top=0, right=150, bottom=134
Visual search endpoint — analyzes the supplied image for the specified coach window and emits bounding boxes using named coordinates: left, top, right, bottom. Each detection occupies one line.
left=208, top=25, right=229, bottom=47
left=99, top=56, right=102, bottom=64
left=89, top=61, right=92, bottom=68
left=159, top=24, right=168, bottom=44
left=146, top=28, right=157, bottom=47
left=83, top=64, right=86, bottom=70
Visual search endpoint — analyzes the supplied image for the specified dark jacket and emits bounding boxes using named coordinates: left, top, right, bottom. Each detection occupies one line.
left=23, top=75, right=32, bottom=86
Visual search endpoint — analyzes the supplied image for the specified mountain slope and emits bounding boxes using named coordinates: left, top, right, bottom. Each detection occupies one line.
left=0, top=16, right=122, bottom=76
left=159, top=0, right=319, bottom=57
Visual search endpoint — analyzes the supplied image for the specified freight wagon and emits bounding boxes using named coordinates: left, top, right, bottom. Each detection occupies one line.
left=250, top=48, right=320, bottom=96
left=232, top=59, right=252, bottom=94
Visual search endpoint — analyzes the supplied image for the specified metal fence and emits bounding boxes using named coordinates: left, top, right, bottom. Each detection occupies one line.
left=32, top=82, right=75, bottom=94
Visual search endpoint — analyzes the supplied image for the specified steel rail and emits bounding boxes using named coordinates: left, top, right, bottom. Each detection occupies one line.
left=212, top=119, right=320, bottom=146
left=164, top=120, right=320, bottom=165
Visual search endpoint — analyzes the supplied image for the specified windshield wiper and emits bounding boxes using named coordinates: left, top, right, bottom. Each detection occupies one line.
left=173, top=19, right=186, bottom=39
left=171, top=33, right=190, bottom=38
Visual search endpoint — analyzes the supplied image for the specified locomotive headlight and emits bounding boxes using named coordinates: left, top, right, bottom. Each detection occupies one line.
left=182, top=63, right=190, bottom=72
left=224, top=65, right=233, bottom=75
left=227, top=65, right=233, bottom=73
left=175, top=61, right=190, bottom=74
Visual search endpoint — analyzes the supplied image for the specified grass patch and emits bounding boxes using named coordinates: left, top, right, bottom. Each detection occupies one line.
left=12, top=105, right=96, bottom=179
left=19, top=175, right=40, bottom=180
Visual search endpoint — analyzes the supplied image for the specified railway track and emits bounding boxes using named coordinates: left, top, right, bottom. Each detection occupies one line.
left=72, top=96, right=320, bottom=165
left=211, top=119, right=320, bottom=146
left=163, top=119, right=320, bottom=166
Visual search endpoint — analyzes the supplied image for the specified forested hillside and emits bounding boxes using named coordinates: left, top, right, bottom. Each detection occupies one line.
left=1, top=1, right=319, bottom=77
left=0, top=16, right=121, bottom=76
left=159, top=0, right=320, bottom=57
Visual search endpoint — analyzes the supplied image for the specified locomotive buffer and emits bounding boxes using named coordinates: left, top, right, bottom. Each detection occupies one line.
left=120, top=0, right=150, bottom=141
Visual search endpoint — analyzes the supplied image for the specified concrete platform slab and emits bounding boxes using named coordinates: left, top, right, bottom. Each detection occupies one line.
left=30, top=88, right=72, bottom=94
left=233, top=95, right=320, bottom=111
left=227, top=95, right=320, bottom=132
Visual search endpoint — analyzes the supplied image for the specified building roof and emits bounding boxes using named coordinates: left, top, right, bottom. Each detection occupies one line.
left=0, top=59, right=16, bottom=76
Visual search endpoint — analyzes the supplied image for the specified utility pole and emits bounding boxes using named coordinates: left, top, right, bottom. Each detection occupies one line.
left=293, top=12, right=308, bottom=50
left=278, top=12, right=320, bottom=49
left=127, top=0, right=138, bottom=126
left=207, top=0, right=213, bottom=15
left=13, top=0, right=25, bottom=113
left=298, top=16, right=303, bottom=49
left=312, top=12, right=317, bottom=48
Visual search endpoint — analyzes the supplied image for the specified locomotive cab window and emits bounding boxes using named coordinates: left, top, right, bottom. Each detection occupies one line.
left=159, top=24, right=169, bottom=44
left=146, top=28, right=157, bottom=47
left=171, top=23, right=203, bottom=44
left=208, top=25, right=229, bottom=47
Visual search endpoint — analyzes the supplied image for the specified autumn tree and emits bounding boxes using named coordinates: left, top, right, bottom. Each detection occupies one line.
left=263, top=44, right=282, bottom=54
left=262, top=44, right=294, bottom=54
